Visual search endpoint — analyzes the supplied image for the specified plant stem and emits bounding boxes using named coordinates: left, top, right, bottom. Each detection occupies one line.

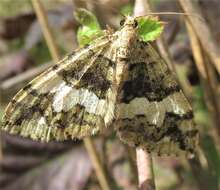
left=133, top=1, right=156, bottom=189
left=0, top=138, right=2, bottom=161
left=179, top=0, right=220, bottom=74
left=31, top=0, right=60, bottom=62
left=84, top=138, right=111, bottom=190
left=180, top=0, right=220, bottom=138
left=31, top=1, right=111, bottom=189
left=136, top=149, right=155, bottom=190
left=0, top=62, right=52, bottom=90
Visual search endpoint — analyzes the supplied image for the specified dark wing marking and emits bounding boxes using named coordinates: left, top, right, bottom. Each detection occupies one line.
left=119, top=41, right=181, bottom=103
left=116, top=41, right=198, bottom=156
left=2, top=36, right=116, bottom=142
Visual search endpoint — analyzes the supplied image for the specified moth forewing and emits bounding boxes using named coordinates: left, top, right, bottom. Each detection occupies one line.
left=113, top=17, right=198, bottom=156
left=2, top=35, right=115, bottom=142
left=1, top=16, right=198, bottom=155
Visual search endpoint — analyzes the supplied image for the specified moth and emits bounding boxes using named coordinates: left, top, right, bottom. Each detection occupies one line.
left=1, top=16, right=198, bottom=156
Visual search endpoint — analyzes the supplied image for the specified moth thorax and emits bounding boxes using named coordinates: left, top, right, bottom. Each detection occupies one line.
left=117, top=27, right=137, bottom=59
left=116, top=40, right=135, bottom=61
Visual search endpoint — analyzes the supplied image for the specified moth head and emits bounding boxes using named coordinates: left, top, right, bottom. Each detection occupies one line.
left=120, top=16, right=138, bottom=29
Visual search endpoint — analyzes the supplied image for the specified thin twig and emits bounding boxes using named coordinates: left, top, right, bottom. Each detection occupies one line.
left=0, top=138, right=2, bottom=161
left=31, top=0, right=60, bottom=62
left=31, top=1, right=111, bottom=189
left=185, top=21, right=207, bottom=79
left=185, top=19, right=220, bottom=137
left=133, top=1, right=155, bottom=189
left=136, top=149, right=155, bottom=190
left=174, top=2, right=219, bottom=189
left=179, top=0, right=220, bottom=74
left=182, top=2, right=220, bottom=137
left=0, top=62, right=52, bottom=90
left=84, top=138, right=111, bottom=190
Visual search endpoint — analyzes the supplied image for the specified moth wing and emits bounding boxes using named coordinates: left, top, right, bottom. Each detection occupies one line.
left=116, top=41, right=199, bottom=155
left=2, top=36, right=116, bottom=142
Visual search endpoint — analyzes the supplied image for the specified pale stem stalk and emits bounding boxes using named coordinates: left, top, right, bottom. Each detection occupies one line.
left=133, top=0, right=156, bottom=189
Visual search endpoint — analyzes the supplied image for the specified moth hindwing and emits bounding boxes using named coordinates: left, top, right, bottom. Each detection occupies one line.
left=1, top=16, right=198, bottom=156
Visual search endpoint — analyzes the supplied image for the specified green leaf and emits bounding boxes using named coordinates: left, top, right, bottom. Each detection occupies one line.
left=74, top=8, right=100, bottom=29
left=137, top=16, right=164, bottom=42
left=74, top=8, right=103, bottom=47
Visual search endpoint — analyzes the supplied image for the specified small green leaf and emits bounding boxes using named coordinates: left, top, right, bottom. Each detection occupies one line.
left=137, top=16, right=164, bottom=42
left=75, top=8, right=100, bottom=30
left=74, top=8, right=103, bottom=46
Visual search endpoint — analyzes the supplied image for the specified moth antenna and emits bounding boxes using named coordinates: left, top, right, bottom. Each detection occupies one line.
left=136, top=12, right=205, bottom=22
left=76, top=0, right=125, bottom=17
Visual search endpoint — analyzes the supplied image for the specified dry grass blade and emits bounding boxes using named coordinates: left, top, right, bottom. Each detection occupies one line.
left=84, top=138, right=111, bottom=190
left=0, top=138, right=2, bottom=161
left=185, top=18, right=220, bottom=137
left=31, top=0, right=60, bottom=63
left=185, top=21, right=207, bottom=79
left=0, top=62, right=52, bottom=90
left=179, top=0, right=220, bottom=74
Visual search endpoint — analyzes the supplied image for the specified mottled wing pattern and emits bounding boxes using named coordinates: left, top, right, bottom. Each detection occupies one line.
left=2, top=36, right=116, bottom=142
left=116, top=41, right=199, bottom=155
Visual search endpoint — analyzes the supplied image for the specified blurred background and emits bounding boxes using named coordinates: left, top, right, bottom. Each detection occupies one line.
left=0, top=0, right=220, bottom=189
